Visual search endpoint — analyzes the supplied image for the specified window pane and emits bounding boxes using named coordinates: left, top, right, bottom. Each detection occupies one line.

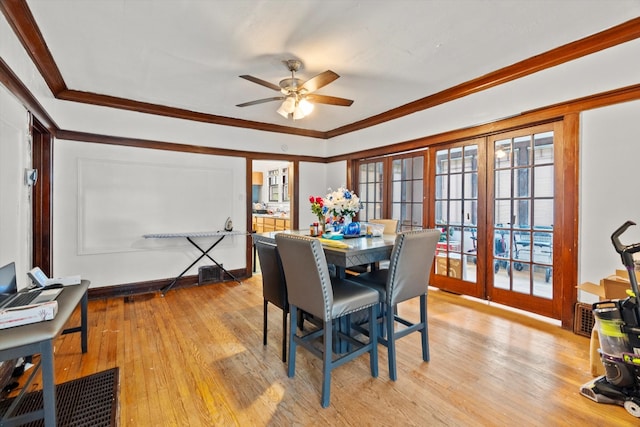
left=464, top=145, right=478, bottom=172
left=513, top=168, right=530, bottom=198
left=402, top=158, right=412, bottom=180
left=412, top=180, right=423, bottom=203
left=534, top=132, right=554, bottom=165
left=450, top=173, right=462, bottom=199
left=495, top=170, right=511, bottom=199
left=402, top=181, right=412, bottom=201
left=412, top=203, right=423, bottom=227
left=392, top=181, right=401, bottom=202
left=436, top=175, right=448, bottom=199
left=513, top=199, right=530, bottom=229
left=534, top=165, right=554, bottom=198
left=513, top=136, right=531, bottom=167
left=495, top=139, right=512, bottom=168
left=435, top=200, right=447, bottom=225
left=463, top=200, right=477, bottom=225
left=413, top=156, right=423, bottom=180
left=436, top=150, right=448, bottom=174
left=533, top=199, right=554, bottom=228
left=464, top=172, right=477, bottom=199
left=495, top=200, right=511, bottom=226
left=449, top=200, right=462, bottom=225
left=450, top=147, right=463, bottom=173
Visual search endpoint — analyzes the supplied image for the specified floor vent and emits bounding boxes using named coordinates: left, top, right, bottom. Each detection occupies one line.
left=574, top=302, right=595, bottom=337
left=199, top=265, right=222, bottom=285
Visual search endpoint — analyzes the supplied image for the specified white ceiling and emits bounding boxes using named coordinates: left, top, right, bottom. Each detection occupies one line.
left=25, top=0, right=640, bottom=133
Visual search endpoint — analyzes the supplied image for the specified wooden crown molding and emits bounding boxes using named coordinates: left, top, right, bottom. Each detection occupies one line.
left=1, top=0, right=639, bottom=140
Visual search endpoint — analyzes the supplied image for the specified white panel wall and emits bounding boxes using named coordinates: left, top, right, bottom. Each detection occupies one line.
left=54, top=139, right=247, bottom=287
left=0, top=86, right=31, bottom=289
left=579, top=100, right=640, bottom=302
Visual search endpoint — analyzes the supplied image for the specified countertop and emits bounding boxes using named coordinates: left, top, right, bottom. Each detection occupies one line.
left=252, top=213, right=290, bottom=219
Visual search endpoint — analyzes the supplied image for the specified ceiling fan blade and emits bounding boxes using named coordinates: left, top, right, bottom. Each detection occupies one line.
left=300, top=70, right=339, bottom=93
left=236, top=96, right=284, bottom=107
left=306, top=94, right=353, bottom=106
left=239, top=75, right=281, bottom=92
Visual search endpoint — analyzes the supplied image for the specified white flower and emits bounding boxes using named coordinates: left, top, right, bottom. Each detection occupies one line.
left=323, top=187, right=361, bottom=217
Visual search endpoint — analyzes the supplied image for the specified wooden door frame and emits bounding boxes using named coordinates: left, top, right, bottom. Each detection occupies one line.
left=31, top=116, right=53, bottom=276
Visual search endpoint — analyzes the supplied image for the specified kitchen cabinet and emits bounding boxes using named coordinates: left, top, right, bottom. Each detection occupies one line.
left=253, top=215, right=290, bottom=233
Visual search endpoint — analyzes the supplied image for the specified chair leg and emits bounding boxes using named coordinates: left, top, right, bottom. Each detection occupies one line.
left=387, top=304, right=398, bottom=381
left=263, top=300, right=268, bottom=346
left=288, top=305, right=298, bottom=378
left=321, top=318, right=333, bottom=408
left=420, top=294, right=429, bottom=362
left=282, top=308, right=288, bottom=363
left=369, top=304, right=379, bottom=378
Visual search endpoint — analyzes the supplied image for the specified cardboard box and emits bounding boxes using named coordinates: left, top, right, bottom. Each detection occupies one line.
left=436, top=255, right=462, bottom=278
left=0, top=300, right=58, bottom=329
left=579, top=276, right=631, bottom=301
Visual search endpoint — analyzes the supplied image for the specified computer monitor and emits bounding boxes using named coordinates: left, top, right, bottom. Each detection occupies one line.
left=0, top=262, right=17, bottom=294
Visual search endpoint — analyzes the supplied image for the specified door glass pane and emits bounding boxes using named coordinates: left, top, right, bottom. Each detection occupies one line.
left=513, top=199, right=530, bottom=229
left=495, top=200, right=511, bottom=226
left=435, top=175, right=447, bottom=199
left=491, top=129, right=554, bottom=301
left=534, top=165, right=554, bottom=197
left=514, top=168, right=530, bottom=198
left=495, top=139, right=512, bottom=168
left=495, top=170, right=511, bottom=198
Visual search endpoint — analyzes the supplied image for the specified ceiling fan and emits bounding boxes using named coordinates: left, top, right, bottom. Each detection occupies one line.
left=236, top=59, right=354, bottom=119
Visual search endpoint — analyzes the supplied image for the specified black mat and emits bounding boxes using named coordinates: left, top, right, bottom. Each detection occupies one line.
left=0, top=367, right=118, bottom=427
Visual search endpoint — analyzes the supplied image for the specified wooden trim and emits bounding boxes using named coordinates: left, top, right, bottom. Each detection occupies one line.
left=87, top=268, right=250, bottom=300
left=0, top=0, right=66, bottom=95
left=328, top=83, right=640, bottom=163
left=0, top=57, right=58, bottom=131
left=2, top=1, right=638, bottom=139
left=58, top=89, right=328, bottom=139
left=31, top=116, right=53, bottom=275
left=560, top=114, right=580, bottom=330
left=55, top=129, right=327, bottom=162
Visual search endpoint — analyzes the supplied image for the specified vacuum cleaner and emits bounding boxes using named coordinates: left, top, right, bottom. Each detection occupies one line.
left=580, top=220, right=640, bottom=418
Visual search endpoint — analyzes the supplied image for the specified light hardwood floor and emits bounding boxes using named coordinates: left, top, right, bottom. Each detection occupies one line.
left=16, top=276, right=638, bottom=426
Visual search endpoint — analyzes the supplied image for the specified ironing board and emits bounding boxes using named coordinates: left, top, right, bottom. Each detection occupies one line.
left=143, top=230, right=246, bottom=295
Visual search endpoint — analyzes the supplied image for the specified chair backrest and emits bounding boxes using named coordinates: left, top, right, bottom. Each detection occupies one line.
left=385, top=229, right=441, bottom=305
left=255, top=241, right=287, bottom=309
left=370, top=219, right=399, bottom=234
left=275, top=234, right=333, bottom=321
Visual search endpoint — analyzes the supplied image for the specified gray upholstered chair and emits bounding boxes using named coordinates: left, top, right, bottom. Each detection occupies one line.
left=255, top=241, right=289, bottom=362
left=352, top=228, right=440, bottom=380
left=275, top=233, right=379, bottom=408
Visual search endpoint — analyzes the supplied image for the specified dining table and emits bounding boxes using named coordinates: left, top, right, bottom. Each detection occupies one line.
left=252, top=229, right=396, bottom=278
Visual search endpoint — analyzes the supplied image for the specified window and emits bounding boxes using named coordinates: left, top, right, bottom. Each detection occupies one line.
left=268, top=170, right=279, bottom=202
left=358, top=160, right=384, bottom=221
left=391, top=154, right=425, bottom=231
left=434, top=145, right=478, bottom=282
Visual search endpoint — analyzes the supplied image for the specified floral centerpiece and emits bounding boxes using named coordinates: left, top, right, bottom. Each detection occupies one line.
left=323, top=187, right=361, bottom=221
left=309, top=196, right=328, bottom=226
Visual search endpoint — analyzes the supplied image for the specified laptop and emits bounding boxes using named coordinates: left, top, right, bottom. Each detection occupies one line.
left=0, top=262, right=63, bottom=310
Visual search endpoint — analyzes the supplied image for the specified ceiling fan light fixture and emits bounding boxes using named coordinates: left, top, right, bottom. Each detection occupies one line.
left=276, top=103, right=289, bottom=118
left=292, top=107, right=305, bottom=120
left=299, top=98, right=314, bottom=116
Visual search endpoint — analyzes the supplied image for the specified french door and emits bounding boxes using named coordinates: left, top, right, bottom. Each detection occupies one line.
left=430, top=123, right=563, bottom=319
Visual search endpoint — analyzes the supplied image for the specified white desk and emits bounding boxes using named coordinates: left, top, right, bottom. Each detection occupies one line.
left=0, top=281, right=89, bottom=426
left=143, top=231, right=247, bottom=295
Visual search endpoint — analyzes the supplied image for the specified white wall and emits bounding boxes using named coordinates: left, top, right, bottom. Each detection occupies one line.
left=579, top=100, right=640, bottom=301
left=53, top=139, right=247, bottom=287
left=0, top=85, right=31, bottom=289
